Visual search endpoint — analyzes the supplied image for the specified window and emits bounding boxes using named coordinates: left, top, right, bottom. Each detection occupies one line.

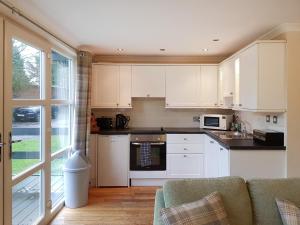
left=50, top=50, right=73, bottom=208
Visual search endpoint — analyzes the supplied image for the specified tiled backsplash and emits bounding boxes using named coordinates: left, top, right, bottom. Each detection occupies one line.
left=92, top=99, right=232, bottom=128
left=237, top=111, right=286, bottom=133
left=92, top=99, right=286, bottom=135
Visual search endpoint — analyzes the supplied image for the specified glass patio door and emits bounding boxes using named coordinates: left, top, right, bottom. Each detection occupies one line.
left=0, top=16, right=4, bottom=225
left=3, top=21, right=51, bottom=225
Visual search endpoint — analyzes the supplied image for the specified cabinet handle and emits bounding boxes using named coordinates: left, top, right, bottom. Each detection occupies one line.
left=166, top=103, right=169, bottom=106
left=128, top=103, right=131, bottom=106
left=231, top=104, right=234, bottom=106
left=183, top=138, right=187, bottom=141
left=147, top=94, right=150, bottom=97
left=239, top=104, right=242, bottom=107
left=184, top=148, right=188, bottom=150
left=230, top=92, right=233, bottom=95
left=183, top=155, right=187, bottom=158
left=220, top=148, right=223, bottom=151
left=214, top=103, right=217, bottom=106
left=210, top=141, right=214, bottom=144
left=116, top=103, right=119, bottom=106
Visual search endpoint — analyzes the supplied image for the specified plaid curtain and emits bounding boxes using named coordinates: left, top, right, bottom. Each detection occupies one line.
left=73, top=51, right=92, bottom=155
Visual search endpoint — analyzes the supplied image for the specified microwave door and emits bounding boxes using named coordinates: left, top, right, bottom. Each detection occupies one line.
left=204, top=117, right=220, bottom=127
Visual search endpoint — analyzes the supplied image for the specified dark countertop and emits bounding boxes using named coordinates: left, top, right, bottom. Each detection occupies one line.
left=91, top=127, right=286, bottom=150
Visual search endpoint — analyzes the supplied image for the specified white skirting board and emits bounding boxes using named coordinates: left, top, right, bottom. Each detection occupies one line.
left=130, top=179, right=168, bottom=186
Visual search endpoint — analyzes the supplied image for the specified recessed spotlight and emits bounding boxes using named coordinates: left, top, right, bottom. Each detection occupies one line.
left=202, top=48, right=208, bottom=52
left=160, top=48, right=166, bottom=52
left=213, top=39, right=220, bottom=42
left=117, top=48, right=124, bottom=52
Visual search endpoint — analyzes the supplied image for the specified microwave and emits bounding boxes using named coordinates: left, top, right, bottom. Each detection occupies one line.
left=200, top=114, right=233, bottom=130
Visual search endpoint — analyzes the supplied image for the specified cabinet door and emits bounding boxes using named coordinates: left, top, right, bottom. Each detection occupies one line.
left=200, top=65, right=218, bottom=107
left=238, top=45, right=258, bottom=110
left=222, top=59, right=235, bottom=97
left=91, top=65, right=119, bottom=108
left=166, top=66, right=200, bottom=107
left=167, top=154, right=204, bottom=178
left=204, top=137, right=219, bottom=178
left=87, top=134, right=98, bottom=187
left=98, top=135, right=129, bottom=186
left=119, top=65, right=132, bottom=108
left=218, top=146, right=229, bottom=177
left=132, top=65, right=165, bottom=97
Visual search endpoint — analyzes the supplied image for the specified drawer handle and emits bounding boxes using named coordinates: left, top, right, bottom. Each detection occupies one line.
left=183, top=155, right=187, bottom=158
left=184, top=148, right=188, bottom=150
left=210, top=141, right=214, bottom=144
left=183, top=138, right=188, bottom=141
left=220, top=148, right=223, bottom=151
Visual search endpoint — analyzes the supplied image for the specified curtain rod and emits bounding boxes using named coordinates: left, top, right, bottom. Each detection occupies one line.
left=0, top=0, right=78, bottom=52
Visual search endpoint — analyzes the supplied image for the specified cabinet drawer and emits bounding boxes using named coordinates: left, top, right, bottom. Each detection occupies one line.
left=167, top=143, right=204, bottom=154
left=167, top=154, right=204, bottom=178
left=167, top=134, right=204, bottom=144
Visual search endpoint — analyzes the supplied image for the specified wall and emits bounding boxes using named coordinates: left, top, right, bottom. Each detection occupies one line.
left=92, top=99, right=232, bottom=128
left=273, top=31, right=300, bottom=177
left=237, top=111, right=286, bottom=133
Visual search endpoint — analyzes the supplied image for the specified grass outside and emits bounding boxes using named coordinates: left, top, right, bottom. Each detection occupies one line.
left=12, top=135, right=69, bottom=175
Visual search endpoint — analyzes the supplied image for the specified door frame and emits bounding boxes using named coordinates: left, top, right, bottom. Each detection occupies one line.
left=0, top=16, right=4, bottom=225
left=3, top=20, right=51, bottom=225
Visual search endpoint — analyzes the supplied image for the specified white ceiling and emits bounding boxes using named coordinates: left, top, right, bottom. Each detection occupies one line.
left=8, top=0, right=300, bottom=56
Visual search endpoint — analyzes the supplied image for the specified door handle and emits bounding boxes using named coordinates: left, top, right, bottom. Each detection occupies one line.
left=8, top=132, right=22, bottom=159
left=0, top=133, right=2, bottom=162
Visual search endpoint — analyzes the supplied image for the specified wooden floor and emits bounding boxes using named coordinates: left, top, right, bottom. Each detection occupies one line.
left=49, top=187, right=159, bottom=225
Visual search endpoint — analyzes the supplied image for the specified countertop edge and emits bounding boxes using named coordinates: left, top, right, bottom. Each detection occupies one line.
left=91, top=128, right=286, bottom=151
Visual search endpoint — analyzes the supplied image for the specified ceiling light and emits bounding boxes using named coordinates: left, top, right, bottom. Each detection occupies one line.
left=117, top=48, right=124, bottom=52
left=160, top=48, right=166, bottom=52
left=213, top=39, right=220, bottom=42
left=202, top=48, right=208, bottom=52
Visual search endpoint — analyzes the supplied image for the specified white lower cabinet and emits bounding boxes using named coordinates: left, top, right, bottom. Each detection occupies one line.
left=167, top=154, right=204, bottom=178
left=167, top=134, right=205, bottom=178
left=218, top=146, right=230, bottom=177
left=205, top=135, right=229, bottom=178
left=97, top=135, right=129, bottom=187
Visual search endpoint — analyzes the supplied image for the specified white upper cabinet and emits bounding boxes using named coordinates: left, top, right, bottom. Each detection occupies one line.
left=91, top=65, right=119, bottom=108
left=131, top=65, right=165, bottom=97
left=91, top=64, right=132, bottom=108
left=199, top=65, right=218, bottom=107
left=234, top=41, right=286, bottom=111
left=166, top=66, right=200, bottom=108
left=119, top=65, right=132, bottom=108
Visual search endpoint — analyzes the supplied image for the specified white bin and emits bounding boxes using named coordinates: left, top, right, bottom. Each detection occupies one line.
left=63, top=151, right=90, bottom=208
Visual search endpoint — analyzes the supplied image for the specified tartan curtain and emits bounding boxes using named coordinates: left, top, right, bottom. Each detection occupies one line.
left=73, top=51, right=92, bottom=154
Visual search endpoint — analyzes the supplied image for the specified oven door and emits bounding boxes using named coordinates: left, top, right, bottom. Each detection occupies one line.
left=130, top=142, right=166, bottom=171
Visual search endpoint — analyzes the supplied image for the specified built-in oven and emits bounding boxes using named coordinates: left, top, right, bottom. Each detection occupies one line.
left=130, top=134, right=166, bottom=171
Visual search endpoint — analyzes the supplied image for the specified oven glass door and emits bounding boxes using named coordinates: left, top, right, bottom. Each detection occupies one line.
left=130, top=142, right=166, bottom=171
left=204, top=116, right=220, bottom=127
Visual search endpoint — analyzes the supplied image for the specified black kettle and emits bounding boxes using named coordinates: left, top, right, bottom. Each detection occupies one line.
left=116, top=114, right=130, bottom=129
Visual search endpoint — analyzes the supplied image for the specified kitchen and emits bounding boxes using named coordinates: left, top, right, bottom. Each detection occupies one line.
left=88, top=40, right=287, bottom=188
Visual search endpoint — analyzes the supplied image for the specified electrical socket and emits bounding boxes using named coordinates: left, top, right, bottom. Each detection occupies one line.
left=193, top=116, right=200, bottom=122
left=266, top=115, right=270, bottom=123
left=273, top=116, right=278, bottom=124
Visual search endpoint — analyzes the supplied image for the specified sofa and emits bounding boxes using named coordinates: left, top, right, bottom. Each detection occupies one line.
left=153, top=176, right=300, bottom=225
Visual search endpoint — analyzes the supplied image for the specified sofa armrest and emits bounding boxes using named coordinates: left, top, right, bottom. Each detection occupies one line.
left=153, top=189, right=165, bottom=225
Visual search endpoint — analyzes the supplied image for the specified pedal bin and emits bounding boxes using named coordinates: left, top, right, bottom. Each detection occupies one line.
left=63, top=151, right=90, bottom=208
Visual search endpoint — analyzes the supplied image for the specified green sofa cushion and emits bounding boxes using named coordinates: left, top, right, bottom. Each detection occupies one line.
left=247, top=178, right=300, bottom=225
left=162, top=177, right=252, bottom=225
left=153, top=189, right=165, bottom=225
